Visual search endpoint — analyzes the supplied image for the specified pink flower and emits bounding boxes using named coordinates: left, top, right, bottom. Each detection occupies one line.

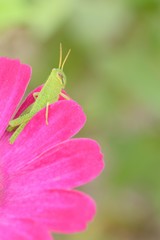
left=0, top=57, right=104, bottom=239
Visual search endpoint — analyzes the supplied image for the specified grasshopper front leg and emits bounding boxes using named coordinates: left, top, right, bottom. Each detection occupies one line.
left=44, top=93, right=70, bottom=125
left=45, top=102, right=50, bottom=125
left=60, top=92, right=70, bottom=100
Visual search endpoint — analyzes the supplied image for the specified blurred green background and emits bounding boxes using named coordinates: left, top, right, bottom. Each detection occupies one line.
left=0, top=0, right=160, bottom=239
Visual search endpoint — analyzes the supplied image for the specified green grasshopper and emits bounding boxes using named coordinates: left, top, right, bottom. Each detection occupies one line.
left=8, top=44, right=71, bottom=144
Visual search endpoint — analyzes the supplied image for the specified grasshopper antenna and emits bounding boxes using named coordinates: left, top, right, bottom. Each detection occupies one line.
left=61, top=48, right=71, bottom=70
left=58, top=43, right=63, bottom=69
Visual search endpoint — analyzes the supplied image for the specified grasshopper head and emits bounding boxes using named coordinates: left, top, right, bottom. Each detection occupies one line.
left=55, top=44, right=71, bottom=89
left=55, top=69, right=66, bottom=89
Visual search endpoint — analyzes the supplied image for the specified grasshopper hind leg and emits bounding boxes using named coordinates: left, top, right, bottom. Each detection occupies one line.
left=9, top=122, right=27, bottom=144
left=9, top=112, right=33, bottom=128
left=7, top=125, right=17, bottom=132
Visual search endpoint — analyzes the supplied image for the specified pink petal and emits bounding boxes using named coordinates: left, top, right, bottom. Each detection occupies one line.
left=0, top=57, right=31, bottom=138
left=0, top=219, right=52, bottom=240
left=4, top=189, right=96, bottom=233
left=9, top=139, right=104, bottom=189
left=2, top=100, right=86, bottom=170
left=0, top=224, right=23, bottom=240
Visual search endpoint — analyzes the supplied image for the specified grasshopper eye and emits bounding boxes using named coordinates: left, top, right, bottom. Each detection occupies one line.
left=57, top=72, right=64, bottom=85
